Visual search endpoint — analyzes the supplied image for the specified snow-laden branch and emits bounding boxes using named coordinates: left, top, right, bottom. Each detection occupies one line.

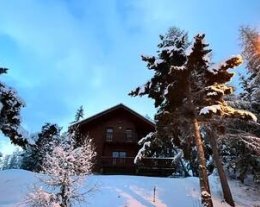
left=25, top=131, right=96, bottom=207
left=225, top=133, right=260, bottom=155
left=207, top=55, right=243, bottom=74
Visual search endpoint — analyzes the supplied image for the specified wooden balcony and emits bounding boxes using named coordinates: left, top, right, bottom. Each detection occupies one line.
left=136, top=157, right=175, bottom=170
left=136, top=157, right=175, bottom=176
left=101, top=156, right=135, bottom=168
left=100, top=156, right=175, bottom=169
left=104, top=132, right=139, bottom=144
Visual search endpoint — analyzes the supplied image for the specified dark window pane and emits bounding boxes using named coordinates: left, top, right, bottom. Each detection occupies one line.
left=126, top=129, right=133, bottom=142
left=106, top=128, right=113, bottom=141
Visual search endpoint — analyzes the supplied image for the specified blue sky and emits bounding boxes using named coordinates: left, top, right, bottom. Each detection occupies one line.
left=0, top=0, right=259, bottom=154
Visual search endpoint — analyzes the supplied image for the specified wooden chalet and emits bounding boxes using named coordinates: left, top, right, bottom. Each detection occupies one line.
left=73, top=104, right=175, bottom=175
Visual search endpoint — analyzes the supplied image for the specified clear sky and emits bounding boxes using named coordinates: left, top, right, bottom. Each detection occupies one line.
left=0, top=0, right=259, bottom=154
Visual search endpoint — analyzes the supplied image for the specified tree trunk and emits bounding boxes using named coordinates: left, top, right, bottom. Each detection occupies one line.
left=60, top=174, right=71, bottom=207
left=192, top=118, right=213, bottom=207
left=207, top=128, right=235, bottom=207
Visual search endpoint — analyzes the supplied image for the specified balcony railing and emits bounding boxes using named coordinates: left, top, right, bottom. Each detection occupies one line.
left=100, top=156, right=175, bottom=169
left=101, top=156, right=135, bottom=167
left=104, top=132, right=138, bottom=143
left=136, top=157, right=175, bottom=169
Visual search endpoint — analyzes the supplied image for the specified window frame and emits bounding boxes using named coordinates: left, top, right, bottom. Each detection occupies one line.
left=125, top=128, right=134, bottom=142
left=105, top=127, right=113, bottom=142
left=112, top=151, right=127, bottom=165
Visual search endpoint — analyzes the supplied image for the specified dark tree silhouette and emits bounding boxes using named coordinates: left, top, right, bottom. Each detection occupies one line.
left=0, top=68, right=28, bottom=148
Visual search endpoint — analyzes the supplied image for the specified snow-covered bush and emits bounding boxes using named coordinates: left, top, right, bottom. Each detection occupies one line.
left=25, top=129, right=96, bottom=207
left=25, top=187, right=61, bottom=207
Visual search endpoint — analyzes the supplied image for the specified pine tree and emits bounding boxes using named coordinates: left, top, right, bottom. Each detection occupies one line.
left=0, top=68, right=28, bottom=147
left=21, top=123, right=61, bottom=172
left=219, top=26, right=260, bottom=184
left=25, top=128, right=96, bottom=207
left=239, top=26, right=260, bottom=118
left=240, top=26, right=260, bottom=75
left=8, top=149, right=22, bottom=169
left=1, top=154, right=11, bottom=170
left=130, top=28, right=256, bottom=207
left=133, top=27, right=195, bottom=176
left=74, top=106, right=84, bottom=122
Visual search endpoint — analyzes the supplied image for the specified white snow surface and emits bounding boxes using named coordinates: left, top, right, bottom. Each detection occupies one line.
left=240, top=110, right=258, bottom=122
left=207, top=55, right=243, bottom=74
left=174, top=66, right=186, bottom=70
left=0, top=169, right=259, bottom=207
left=207, top=92, right=218, bottom=96
left=154, top=58, right=164, bottom=66
left=199, top=105, right=221, bottom=115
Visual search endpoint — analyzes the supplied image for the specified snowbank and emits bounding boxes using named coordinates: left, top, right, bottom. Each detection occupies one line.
left=0, top=169, right=259, bottom=207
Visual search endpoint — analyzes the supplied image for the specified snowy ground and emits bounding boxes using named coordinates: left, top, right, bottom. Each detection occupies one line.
left=0, top=169, right=259, bottom=207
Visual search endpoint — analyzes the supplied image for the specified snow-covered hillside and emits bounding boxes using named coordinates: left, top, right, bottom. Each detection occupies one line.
left=0, top=169, right=259, bottom=207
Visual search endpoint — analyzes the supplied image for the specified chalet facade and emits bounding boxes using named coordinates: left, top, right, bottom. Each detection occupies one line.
left=73, top=103, right=156, bottom=174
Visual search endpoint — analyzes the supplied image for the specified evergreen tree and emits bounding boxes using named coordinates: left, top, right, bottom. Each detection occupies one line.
left=240, top=26, right=260, bottom=75
left=8, top=149, right=22, bottom=169
left=21, top=123, right=61, bottom=172
left=1, top=154, right=10, bottom=170
left=130, top=28, right=256, bottom=207
left=219, top=26, right=260, bottom=184
left=0, top=68, right=28, bottom=148
left=239, top=26, right=260, bottom=119
left=133, top=27, right=195, bottom=177
left=74, top=106, right=84, bottom=122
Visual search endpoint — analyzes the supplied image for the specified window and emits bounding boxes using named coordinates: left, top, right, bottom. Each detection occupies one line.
left=112, top=151, right=127, bottom=165
left=120, top=152, right=126, bottom=158
left=125, top=129, right=134, bottom=142
left=112, top=151, right=126, bottom=158
left=106, top=128, right=113, bottom=142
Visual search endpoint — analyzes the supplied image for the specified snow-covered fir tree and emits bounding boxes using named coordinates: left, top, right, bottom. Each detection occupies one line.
left=133, top=28, right=195, bottom=177
left=219, top=26, right=260, bottom=184
left=240, top=26, right=260, bottom=76
left=0, top=68, right=28, bottom=147
left=239, top=26, right=260, bottom=120
left=25, top=127, right=96, bottom=207
left=21, top=123, right=61, bottom=172
left=7, top=149, right=23, bottom=169
left=237, top=26, right=260, bottom=120
left=130, top=27, right=256, bottom=207
left=1, top=154, right=10, bottom=170
left=0, top=150, right=22, bottom=170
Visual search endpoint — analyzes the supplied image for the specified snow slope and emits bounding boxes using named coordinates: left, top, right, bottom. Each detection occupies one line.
left=0, top=169, right=259, bottom=207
